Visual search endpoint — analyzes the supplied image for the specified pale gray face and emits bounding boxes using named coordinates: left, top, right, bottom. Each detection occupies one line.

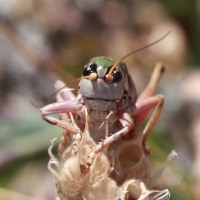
left=79, top=57, right=137, bottom=122
left=79, top=78, right=124, bottom=100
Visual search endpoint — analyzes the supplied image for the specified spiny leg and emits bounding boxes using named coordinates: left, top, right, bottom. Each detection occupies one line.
left=141, top=95, right=165, bottom=154
left=57, top=110, right=71, bottom=156
left=86, top=127, right=130, bottom=170
left=102, top=120, right=109, bottom=156
left=98, top=111, right=115, bottom=131
left=84, top=110, right=133, bottom=172
left=46, top=111, right=83, bottom=156
left=68, top=112, right=83, bottom=155
left=132, top=95, right=165, bottom=154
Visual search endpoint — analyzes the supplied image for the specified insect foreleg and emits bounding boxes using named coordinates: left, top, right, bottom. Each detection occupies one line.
left=85, top=110, right=133, bottom=170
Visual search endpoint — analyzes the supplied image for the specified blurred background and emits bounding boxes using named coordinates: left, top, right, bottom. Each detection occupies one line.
left=0, top=0, right=199, bottom=199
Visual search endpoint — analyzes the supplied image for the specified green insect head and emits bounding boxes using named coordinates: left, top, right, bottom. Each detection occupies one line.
left=82, top=56, right=130, bottom=91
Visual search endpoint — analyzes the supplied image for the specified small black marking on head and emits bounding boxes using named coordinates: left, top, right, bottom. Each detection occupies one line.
left=106, top=66, right=113, bottom=75
left=90, top=63, right=97, bottom=73
left=83, top=66, right=91, bottom=76
left=113, top=70, right=122, bottom=82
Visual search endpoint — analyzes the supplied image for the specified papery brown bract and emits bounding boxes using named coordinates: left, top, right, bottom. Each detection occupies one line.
left=112, top=135, right=152, bottom=186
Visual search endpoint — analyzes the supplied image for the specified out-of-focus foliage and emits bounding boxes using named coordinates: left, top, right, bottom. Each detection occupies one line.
left=0, top=0, right=199, bottom=200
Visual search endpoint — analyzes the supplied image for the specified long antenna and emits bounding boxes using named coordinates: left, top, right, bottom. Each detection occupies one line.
left=107, top=31, right=171, bottom=80
left=33, top=31, right=171, bottom=107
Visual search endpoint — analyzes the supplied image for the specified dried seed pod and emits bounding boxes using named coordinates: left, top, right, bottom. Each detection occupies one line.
left=48, top=135, right=171, bottom=200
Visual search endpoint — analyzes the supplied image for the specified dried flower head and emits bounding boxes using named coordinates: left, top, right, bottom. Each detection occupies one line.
left=47, top=112, right=172, bottom=200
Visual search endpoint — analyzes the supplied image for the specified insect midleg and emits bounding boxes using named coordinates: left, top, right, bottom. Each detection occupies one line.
left=84, top=109, right=133, bottom=170
left=40, top=80, right=84, bottom=155
left=41, top=115, right=81, bottom=134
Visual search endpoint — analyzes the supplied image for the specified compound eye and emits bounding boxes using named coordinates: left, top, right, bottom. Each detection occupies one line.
left=83, top=66, right=91, bottom=76
left=90, top=64, right=97, bottom=73
left=113, top=70, right=122, bottom=82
